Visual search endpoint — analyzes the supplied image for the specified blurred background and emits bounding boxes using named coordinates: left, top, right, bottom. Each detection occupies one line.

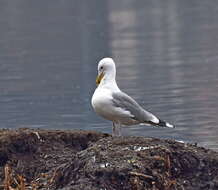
left=0, top=0, right=218, bottom=150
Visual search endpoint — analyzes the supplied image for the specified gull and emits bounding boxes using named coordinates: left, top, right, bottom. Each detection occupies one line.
left=91, top=58, right=174, bottom=136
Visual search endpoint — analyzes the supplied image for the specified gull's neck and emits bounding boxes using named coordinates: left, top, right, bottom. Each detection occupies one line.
left=98, top=71, right=120, bottom=92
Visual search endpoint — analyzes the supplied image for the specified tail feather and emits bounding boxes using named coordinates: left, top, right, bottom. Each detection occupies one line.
left=158, top=119, right=175, bottom=128
left=147, top=119, right=175, bottom=128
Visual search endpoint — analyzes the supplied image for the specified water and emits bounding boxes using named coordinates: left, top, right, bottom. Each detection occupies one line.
left=0, top=1, right=218, bottom=150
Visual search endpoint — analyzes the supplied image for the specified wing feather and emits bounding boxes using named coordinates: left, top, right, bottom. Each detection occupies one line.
left=112, top=91, right=157, bottom=123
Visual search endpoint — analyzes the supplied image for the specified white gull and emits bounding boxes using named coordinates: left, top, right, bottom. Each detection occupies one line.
left=91, top=58, right=174, bottom=136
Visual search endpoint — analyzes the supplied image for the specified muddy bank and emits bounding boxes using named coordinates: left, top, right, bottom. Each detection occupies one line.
left=0, top=128, right=218, bottom=190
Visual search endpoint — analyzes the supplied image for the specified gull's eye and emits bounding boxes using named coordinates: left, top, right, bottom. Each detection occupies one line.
left=100, top=66, right=103, bottom=70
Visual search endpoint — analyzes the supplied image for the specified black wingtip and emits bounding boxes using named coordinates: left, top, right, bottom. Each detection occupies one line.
left=147, top=119, right=175, bottom=128
left=158, top=119, right=175, bottom=128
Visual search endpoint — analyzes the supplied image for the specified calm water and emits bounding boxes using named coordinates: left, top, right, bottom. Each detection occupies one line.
left=0, top=1, right=218, bottom=150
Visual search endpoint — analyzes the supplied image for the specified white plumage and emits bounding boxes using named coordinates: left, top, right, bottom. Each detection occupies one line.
left=92, top=58, right=174, bottom=136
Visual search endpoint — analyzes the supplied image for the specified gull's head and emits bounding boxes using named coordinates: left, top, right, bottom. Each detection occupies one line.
left=96, top=57, right=116, bottom=85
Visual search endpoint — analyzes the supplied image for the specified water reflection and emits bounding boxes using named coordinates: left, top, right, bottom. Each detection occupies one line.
left=0, top=1, right=218, bottom=150
left=108, top=1, right=218, bottom=150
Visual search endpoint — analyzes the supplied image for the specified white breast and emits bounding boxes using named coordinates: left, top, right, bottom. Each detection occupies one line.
left=92, top=88, right=112, bottom=115
left=91, top=87, right=135, bottom=124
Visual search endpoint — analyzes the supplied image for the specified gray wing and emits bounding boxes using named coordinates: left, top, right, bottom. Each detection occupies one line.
left=111, top=91, right=158, bottom=123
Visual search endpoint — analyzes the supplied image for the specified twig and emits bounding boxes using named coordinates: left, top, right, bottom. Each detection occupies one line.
left=3, top=164, right=12, bottom=190
left=129, top=171, right=154, bottom=180
left=33, top=132, right=43, bottom=142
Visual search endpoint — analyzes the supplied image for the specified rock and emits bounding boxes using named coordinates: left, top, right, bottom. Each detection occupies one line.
left=0, top=128, right=217, bottom=190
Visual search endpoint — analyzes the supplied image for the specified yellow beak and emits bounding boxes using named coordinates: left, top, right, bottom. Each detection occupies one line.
left=96, top=72, right=104, bottom=85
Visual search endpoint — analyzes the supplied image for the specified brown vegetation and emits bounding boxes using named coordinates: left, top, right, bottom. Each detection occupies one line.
left=0, top=128, right=217, bottom=190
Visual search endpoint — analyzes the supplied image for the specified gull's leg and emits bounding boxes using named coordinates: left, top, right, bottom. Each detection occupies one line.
left=112, top=122, right=116, bottom=136
left=117, top=122, right=121, bottom=136
left=112, top=122, right=122, bottom=137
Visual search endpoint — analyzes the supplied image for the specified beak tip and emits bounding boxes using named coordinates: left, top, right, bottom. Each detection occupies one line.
left=96, top=72, right=104, bottom=85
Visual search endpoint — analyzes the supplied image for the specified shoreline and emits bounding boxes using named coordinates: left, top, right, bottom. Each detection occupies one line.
left=0, top=128, right=218, bottom=189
